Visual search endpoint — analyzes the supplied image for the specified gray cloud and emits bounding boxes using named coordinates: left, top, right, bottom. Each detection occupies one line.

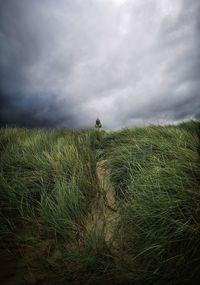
left=0, top=0, right=199, bottom=129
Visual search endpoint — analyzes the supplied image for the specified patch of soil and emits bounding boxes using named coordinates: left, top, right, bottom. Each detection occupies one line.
left=0, top=226, right=53, bottom=285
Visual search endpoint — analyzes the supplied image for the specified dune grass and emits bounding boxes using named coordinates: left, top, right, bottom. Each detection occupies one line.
left=0, top=128, right=98, bottom=242
left=0, top=121, right=200, bottom=284
left=98, top=121, right=200, bottom=284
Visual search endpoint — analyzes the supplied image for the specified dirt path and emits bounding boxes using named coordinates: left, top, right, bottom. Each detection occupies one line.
left=96, top=160, right=118, bottom=211
left=86, top=160, right=119, bottom=243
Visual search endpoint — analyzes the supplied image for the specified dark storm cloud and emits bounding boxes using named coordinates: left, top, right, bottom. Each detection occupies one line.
left=0, top=0, right=199, bottom=129
left=0, top=92, right=77, bottom=128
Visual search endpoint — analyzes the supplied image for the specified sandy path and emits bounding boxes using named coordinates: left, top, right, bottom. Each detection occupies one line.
left=86, top=160, right=119, bottom=243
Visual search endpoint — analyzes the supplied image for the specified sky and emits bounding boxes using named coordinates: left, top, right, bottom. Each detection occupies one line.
left=0, top=0, right=199, bottom=129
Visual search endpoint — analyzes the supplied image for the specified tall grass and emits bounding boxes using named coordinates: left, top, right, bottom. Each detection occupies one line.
left=101, top=121, right=200, bottom=284
left=0, top=122, right=200, bottom=284
left=0, top=128, right=113, bottom=284
left=0, top=128, right=98, bottom=242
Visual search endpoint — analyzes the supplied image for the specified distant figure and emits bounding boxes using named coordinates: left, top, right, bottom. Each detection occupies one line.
left=95, top=117, right=102, bottom=129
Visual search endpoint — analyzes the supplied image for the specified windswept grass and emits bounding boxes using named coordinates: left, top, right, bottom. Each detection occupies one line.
left=0, top=121, right=200, bottom=284
left=100, top=121, right=200, bottom=284
left=0, top=128, right=98, bottom=242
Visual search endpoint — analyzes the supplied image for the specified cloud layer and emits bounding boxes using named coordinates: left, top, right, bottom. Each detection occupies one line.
left=0, top=0, right=199, bottom=129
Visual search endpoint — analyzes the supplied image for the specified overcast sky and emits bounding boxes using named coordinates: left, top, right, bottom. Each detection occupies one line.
left=0, top=0, right=199, bottom=129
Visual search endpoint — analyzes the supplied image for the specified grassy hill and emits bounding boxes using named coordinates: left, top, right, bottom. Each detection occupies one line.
left=0, top=121, right=200, bottom=284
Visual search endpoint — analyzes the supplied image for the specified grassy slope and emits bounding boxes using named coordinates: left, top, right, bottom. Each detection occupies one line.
left=0, top=121, right=200, bottom=284
left=99, top=121, right=200, bottom=284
